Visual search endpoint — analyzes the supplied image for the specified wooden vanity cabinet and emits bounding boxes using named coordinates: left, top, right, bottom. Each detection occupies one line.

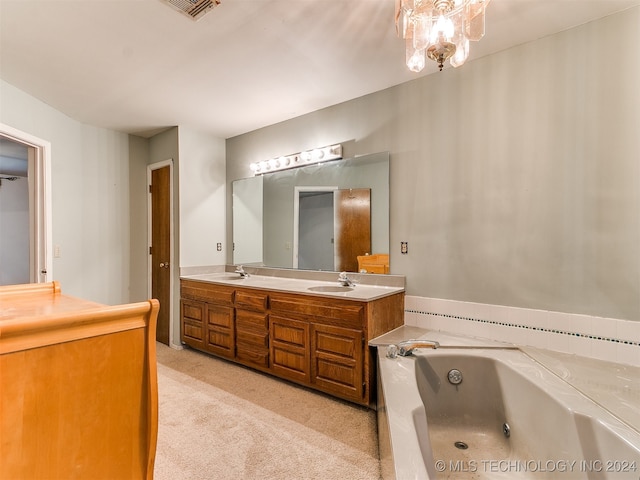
left=269, top=292, right=366, bottom=403
left=180, top=279, right=404, bottom=407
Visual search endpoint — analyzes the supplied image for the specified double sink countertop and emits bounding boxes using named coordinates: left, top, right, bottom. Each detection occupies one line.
left=180, top=265, right=405, bottom=302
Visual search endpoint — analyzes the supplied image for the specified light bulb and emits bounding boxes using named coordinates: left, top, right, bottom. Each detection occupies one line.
left=300, top=151, right=311, bottom=162
left=407, top=48, right=425, bottom=72
left=450, top=37, right=469, bottom=67
left=431, top=14, right=454, bottom=43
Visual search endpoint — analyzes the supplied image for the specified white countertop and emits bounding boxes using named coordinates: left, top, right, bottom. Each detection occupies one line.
left=181, top=272, right=405, bottom=302
left=371, top=326, right=640, bottom=436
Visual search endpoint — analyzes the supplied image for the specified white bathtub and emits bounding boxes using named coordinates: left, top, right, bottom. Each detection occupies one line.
left=377, top=344, right=640, bottom=479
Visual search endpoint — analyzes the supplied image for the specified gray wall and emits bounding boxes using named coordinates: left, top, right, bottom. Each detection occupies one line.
left=227, top=8, right=640, bottom=321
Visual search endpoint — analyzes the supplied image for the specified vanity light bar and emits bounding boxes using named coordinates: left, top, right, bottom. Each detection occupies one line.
left=250, top=144, right=343, bottom=175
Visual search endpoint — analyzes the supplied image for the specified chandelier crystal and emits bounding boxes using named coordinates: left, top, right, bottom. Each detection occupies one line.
left=396, top=0, right=490, bottom=72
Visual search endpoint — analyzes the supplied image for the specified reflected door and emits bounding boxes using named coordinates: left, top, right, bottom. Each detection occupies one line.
left=335, top=189, right=371, bottom=272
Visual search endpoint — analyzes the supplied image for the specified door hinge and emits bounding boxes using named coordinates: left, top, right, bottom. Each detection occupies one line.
left=149, top=246, right=153, bottom=255
left=149, top=184, right=152, bottom=194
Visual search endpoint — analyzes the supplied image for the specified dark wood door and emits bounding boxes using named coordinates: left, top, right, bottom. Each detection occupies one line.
left=335, top=188, right=371, bottom=272
left=151, top=165, right=171, bottom=345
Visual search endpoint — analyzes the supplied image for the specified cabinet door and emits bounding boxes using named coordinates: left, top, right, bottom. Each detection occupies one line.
left=311, top=324, right=364, bottom=402
left=180, top=299, right=205, bottom=350
left=205, top=304, right=235, bottom=359
left=270, top=315, right=310, bottom=384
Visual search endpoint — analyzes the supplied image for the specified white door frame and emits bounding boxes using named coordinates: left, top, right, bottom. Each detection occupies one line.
left=292, top=185, right=337, bottom=269
left=0, top=123, right=52, bottom=283
left=147, top=159, right=175, bottom=345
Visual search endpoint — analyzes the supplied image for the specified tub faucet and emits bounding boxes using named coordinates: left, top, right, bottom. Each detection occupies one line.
left=234, top=265, right=250, bottom=278
left=338, top=272, right=355, bottom=287
left=386, top=339, right=440, bottom=358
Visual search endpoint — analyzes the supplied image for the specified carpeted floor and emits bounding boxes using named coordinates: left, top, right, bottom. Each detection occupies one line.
left=154, top=343, right=381, bottom=480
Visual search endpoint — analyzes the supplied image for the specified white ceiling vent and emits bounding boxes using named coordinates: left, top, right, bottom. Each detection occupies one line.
left=162, top=0, right=220, bottom=21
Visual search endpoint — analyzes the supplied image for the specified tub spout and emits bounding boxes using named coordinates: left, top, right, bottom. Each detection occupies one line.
left=386, top=339, right=440, bottom=358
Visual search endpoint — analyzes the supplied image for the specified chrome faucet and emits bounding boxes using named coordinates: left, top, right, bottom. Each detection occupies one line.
left=338, top=272, right=355, bottom=287
left=234, top=265, right=250, bottom=278
left=386, top=339, right=440, bottom=358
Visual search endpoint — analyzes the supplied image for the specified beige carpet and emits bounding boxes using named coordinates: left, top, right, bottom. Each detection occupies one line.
left=154, top=343, right=381, bottom=480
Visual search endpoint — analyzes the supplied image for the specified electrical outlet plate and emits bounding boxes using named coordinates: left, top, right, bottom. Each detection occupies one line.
left=401, top=242, right=408, bottom=254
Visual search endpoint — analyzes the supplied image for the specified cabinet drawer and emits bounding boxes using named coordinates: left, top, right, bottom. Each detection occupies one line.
left=236, top=310, right=268, bottom=332
left=236, top=329, right=269, bottom=348
left=270, top=294, right=363, bottom=324
left=235, top=290, right=268, bottom=311
left=181, top=280, right=234, bottom=306
left=236, top=345, right=269, bottom=369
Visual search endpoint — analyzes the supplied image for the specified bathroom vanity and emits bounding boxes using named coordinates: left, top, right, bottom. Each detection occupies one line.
left=180, top=271, right=404, bottom=406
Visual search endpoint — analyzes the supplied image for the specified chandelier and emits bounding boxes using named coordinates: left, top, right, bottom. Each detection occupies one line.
left=396, top=0, right=491, bottom=72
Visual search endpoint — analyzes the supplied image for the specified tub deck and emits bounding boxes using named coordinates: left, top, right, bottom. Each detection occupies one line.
left=374, top=328, right=640, bottom=480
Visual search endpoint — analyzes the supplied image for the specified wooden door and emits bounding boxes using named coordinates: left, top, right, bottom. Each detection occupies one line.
left=335, top=189, right=371, bottom=272
left=151, top=166, right=171, bottom=345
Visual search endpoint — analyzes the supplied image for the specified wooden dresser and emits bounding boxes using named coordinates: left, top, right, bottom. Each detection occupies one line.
left=0, top=281, right=159, bottom=480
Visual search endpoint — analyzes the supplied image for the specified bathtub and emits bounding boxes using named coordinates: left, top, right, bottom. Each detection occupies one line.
left=377, top=345, right=640, bottom=479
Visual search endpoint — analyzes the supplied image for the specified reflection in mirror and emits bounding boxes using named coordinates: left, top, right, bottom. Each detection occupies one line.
left=232, top=151, right=389, bottom=273
left=232, top=175, right=263, bottom=264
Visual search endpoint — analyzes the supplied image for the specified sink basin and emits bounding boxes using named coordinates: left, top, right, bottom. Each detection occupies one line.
left=307, top=286, right=354, bottom=293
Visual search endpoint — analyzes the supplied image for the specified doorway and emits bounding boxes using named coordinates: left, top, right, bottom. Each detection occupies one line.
left=148, top=160, right=173, bottom=345
left=0, top=124, right=51, bottom=285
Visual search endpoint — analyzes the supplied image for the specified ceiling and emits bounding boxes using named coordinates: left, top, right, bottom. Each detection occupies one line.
left=1, top=0, right=639, bottom=139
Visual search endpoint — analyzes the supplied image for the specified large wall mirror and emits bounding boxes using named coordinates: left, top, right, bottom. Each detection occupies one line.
left=232, top=151, right=389, bottom=273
